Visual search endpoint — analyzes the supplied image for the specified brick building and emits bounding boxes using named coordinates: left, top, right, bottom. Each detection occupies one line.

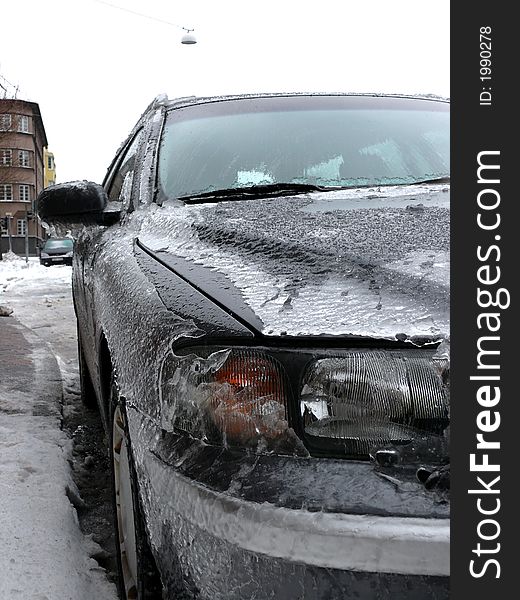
left=0, top=98, right=49, bottom=257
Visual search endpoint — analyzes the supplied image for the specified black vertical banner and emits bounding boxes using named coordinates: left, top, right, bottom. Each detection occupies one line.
left=451, top=3, right=514, bottom=598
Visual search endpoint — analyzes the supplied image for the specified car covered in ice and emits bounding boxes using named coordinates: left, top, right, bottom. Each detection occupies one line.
left=39, top=237, right=74, bottom=266
left=37, top=93, right=450, bottom=600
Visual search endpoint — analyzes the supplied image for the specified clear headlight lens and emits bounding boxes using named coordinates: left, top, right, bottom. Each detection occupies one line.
left=300, top=350, right=449, bottom=460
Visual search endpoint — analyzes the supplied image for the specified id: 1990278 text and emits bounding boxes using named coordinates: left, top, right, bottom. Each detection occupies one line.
left=480, top=26, right=493, bottom=106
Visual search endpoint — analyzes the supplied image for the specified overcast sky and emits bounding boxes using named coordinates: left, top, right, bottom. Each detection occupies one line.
left=1, top=0, right=449, bottom=183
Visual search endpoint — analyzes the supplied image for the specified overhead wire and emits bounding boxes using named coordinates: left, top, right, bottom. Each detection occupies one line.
left=89, top=0, right=193, bottom=31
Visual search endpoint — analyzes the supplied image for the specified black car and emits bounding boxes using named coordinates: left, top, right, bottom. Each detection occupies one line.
left=39, top=237, right=74, bottom=266
left=37, top=93, right=450, bottom=600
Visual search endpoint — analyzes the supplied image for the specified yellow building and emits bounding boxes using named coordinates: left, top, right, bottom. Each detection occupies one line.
left=43, top=148, right=56, bottom=188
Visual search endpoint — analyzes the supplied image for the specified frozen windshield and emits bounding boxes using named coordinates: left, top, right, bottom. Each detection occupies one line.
left=158, top=96, right=449, bottom=201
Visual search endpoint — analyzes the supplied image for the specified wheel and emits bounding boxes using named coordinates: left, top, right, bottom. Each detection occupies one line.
left=109, top=382, right=162, bottom=599
left=77, top=323, right=97, bottom=408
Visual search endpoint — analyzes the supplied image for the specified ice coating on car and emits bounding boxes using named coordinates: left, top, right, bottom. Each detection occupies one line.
left=165, top=91, right=450, bottom=113
left=126, top=411, right=449, bottom=598
left=69, top=222, right=205, bottom=427
left=35, top=94, right=451, bottom=598
left=158, top=347, right=309, bottom=456
left=138, top=184, right=450, bottom=341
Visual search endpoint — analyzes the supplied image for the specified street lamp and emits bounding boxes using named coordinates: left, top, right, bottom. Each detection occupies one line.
left=181, top=28, right=197, bottom=45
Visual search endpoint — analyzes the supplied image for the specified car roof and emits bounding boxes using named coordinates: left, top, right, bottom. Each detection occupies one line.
left=157, top=91, right=449, bottom=112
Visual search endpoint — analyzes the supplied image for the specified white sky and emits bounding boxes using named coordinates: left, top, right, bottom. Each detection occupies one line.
left=1, top=0, right=449, bottom=184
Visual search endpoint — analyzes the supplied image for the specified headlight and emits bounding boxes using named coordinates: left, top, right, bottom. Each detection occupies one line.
left=300, top=350, right=449, bottom=461
left=65, top=251, right=73, bottom=257
left=159, top=347, right=308, bottom=456
left=41, top=252, right=49, bottom=258
left=159, top=345, right=449, bottom=461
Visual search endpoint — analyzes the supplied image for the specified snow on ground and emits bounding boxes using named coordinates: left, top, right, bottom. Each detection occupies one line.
left=0, top=254, right=80, bottom=415
left=0, top=253, right=80, bottom=412
left=0, top=253, right=117, bottom=599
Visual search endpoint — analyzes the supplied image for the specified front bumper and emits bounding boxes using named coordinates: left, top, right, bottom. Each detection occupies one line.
left=167, top=464, right=448, bottom=575
left=128, top=411, right=449, bottom=599
left=142, top=451, right=449, bottom=599
left=40, top=256, right=72, bottom=266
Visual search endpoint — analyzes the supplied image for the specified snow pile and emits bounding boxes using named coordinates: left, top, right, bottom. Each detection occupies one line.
left=1, top=250, right=24, bottom=263
left=0, top=256, right=72, bottom=294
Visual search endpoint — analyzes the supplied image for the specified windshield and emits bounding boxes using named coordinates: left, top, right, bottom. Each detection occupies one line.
left=43, top=238, right=73, bottom=252
left=158, top=96, right=449, bottom=201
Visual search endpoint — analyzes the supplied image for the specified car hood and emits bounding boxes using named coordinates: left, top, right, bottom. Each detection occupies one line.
left=137, top=183, right=450, bottom=343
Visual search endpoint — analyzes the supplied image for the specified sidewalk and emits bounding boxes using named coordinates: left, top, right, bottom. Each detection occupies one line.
left=0, top=316, right=117, bottom=599
left=0, top=315, right=62, bottom=414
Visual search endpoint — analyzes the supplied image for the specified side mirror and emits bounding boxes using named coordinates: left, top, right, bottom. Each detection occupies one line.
left=37, top=181, right=120, bottom=225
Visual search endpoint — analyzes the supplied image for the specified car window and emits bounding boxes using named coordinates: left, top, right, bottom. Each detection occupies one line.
left=107, top=129, right=143, bottom=208
left=158, top=97, right=449, bottom=201
left=43, top=238, right=73, bottom=252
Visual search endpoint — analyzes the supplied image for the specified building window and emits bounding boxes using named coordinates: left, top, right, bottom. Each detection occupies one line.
left=17, top=219, right=27, bottom=236
left=0, top=149, right=12, bottom=166
left=1, top=221, right=7, bottom=235
left=0, top=184, right=13, bottom=201
left=19, top=184, right=31, bottom=202
left=19, top=150, right=30, bottom=167
left=18, top=115, right=29, bottom=133
left=47, top=155, right=54, bottom=169
left=0, top=114, right=12, bottom=131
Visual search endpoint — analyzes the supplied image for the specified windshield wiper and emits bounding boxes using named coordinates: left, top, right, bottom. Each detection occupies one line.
left=180, top=183, right=339, bottom=203
left=179, top=178, right=450, bottom=203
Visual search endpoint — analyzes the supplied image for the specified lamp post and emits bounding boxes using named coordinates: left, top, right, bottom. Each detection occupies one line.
left=24, top=204, right=29, bottom=263
left=7, top=215, right=13, bottom=253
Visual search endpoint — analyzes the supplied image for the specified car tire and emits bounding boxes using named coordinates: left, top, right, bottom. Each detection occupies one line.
left=77, top=324, right=97, bottom=408
left=109, top=380, right=162, bottom=600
